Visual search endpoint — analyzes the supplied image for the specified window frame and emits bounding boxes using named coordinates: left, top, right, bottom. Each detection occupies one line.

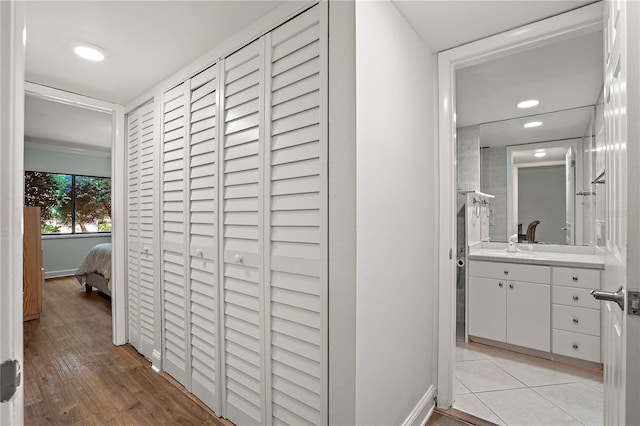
left=24, top=169, right=112, bottom=236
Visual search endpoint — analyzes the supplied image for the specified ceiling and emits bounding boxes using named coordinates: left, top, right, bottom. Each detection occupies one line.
left=25, top=1, right=285, bottom=105
left=393, top=0, right=595, bottom=52
left=25, top=95, right=113, bottom=152
left=24, top=0, right=600, bottom=152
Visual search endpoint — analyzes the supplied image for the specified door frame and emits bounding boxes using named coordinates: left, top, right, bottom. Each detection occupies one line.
left=0, top=1, right=25, bottom=423
left=436, top=2, right=603, bottom=408
left=24, top=82, right=127, bottom=346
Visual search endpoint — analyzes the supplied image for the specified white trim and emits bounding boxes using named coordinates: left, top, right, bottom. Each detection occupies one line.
left=44, top=269, right=76, bottom=279
left=25, top=137, right=110, bottom=157
left=401, top=386, right=436, bottom=426
left=125, top=1, right=316, bottom=112
left=0, top=1, right=25, bottom=422
left=23, top=82, right=127, bottom=347
left=436, top=2, right=603, bottom=409
left=151, top=350, right=161, bottom=372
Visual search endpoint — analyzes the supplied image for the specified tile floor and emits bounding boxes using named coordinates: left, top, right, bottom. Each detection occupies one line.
left=453, top=341, right=604, bottom=426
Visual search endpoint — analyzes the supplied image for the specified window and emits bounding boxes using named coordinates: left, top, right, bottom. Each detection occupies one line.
left=24, top=171, right=111, bottom=234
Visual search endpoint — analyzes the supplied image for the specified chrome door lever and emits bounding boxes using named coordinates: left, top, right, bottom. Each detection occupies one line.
left=590, top=286, right=625, bottom=311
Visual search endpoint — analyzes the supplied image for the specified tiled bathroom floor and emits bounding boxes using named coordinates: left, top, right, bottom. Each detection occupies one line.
left=453, top=341, right=604, bottom=426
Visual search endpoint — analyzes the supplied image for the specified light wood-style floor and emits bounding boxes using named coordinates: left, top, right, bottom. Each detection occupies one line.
left=24, top=277, right=489, bottom=426
left=24, top=277, right=229, bottom=425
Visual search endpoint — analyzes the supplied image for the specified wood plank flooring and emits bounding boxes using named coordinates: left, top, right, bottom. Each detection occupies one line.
left=25, top=277, right=490, bottom=426
left=24, top=277, right=229, bottom=426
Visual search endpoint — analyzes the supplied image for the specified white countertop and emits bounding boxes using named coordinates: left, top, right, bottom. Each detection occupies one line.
left=468, top=247, right=604, bottom=269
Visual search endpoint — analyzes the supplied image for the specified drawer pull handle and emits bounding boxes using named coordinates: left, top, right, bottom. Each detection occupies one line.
left=572, top=276, right=578, bottom=281
left=504, top=270, right=509, bottom=275
left=498, top=282, right=504, bottom=287
left=573, top=295, right=579, bottom=301
left=572, top=318, right=579, bottom=324
left=572, top=344, right=579, bottom=350
left=509, top=283, right=514, bottom=289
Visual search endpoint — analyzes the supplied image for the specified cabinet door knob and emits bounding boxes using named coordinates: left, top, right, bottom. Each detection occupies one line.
left=508, top=283, right=514, bottom=289
left=572, top=318, right=579, bottom=324
left=234, top=254, right=243, bottom=264
left=572, top=276, right=578, bottom=281
left=503, top=270, right=509, bottom=275
left=573, top=295, right=579, bottom=301
left=572, top=344, right=579, bottom=350
left=498, top=282, right=504, bottom=287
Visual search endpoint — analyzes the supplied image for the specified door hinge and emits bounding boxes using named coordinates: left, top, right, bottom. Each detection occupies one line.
left=433, top=389, right=438, bottom=405
left=629, top=291, right=640, bottom=316
left=449, top=249, right=453, bottom=260
left=571, top=160, right=576, bottom=167
left=0, top=359, right=21, bottom=402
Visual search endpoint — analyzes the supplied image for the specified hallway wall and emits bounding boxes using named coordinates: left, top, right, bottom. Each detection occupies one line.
left=355, top=1, right=438, bottom=424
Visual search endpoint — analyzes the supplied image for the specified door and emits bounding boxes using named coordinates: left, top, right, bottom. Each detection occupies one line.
left=219, top=38, right=266, bottom=426
left=565, top=147, right=575, bottom=244
left=0, top=1, right=25, bottom=423
left=126, top=101, right=156, bottom=360
left=596, top=0, right=639, bottom=423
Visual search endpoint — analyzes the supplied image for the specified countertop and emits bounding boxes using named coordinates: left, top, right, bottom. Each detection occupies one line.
left=468, top=248, right=604, bottom=269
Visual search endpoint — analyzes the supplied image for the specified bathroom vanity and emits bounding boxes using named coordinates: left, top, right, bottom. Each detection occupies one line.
left=467, top=244, right=603, bottom=364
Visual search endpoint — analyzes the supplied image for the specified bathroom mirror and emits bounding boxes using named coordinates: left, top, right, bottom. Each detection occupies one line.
left=455, top=29, right=603, bottom=246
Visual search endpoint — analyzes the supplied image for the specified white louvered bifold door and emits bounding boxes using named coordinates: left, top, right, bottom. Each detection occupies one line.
left=264, top=5, right=327, bottom=426
left=162, top=82, right=190, bottom=386
left=188, top=64, right=221, bottom=412
left=219, top=39, right=266, bottom=426
left=127, top=100, right=157, bottom=361
left=136, top=102, right=157, bottom=359
left=127, top=108, right=141, bottom=351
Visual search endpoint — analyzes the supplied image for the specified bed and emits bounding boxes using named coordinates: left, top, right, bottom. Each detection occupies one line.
left=75, top=242, right=111, bottom=297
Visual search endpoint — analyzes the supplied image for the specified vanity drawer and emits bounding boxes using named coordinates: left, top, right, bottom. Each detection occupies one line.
left=469, top=261, right=550, bottom=284
left=552, top=305, right=600, bottom=336
left=552, top=267, right=600, bottom=289
left=553, top=286, right=600, bottom=309
left=553, top=329, right=600, bottom=363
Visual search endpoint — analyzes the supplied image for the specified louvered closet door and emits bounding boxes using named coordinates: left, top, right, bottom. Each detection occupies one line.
left=136, top=101, right=156, bottom=359
left=162, top=83, right=189, bottom=386
left=188, top=64, right=220, bottom=412
left=265, top=6, right=327, bottom=425
left=127, top=100, right=156, bottom=361
left=127, top=108, right=141, bottom=351
left=220, top=39, right=266, bottom=425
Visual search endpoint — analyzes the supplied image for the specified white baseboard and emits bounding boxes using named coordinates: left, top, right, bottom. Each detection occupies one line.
left=402, top=385, right=436, bottom=426
left=151, top=350, right=162, bottom=372
left=44, top=269, right=76, bottom=279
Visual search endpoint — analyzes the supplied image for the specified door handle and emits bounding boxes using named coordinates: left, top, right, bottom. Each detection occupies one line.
left=590, top=286, right=624, bottom=311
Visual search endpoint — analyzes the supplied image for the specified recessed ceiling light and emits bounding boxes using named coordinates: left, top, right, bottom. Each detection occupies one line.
left=517, top=99, right=539, bottom=109
left=524, top=121, right=542, bottom=128
left=534, top=152, right=547, bottom=158
left=74, top=44, right=105, bottom=62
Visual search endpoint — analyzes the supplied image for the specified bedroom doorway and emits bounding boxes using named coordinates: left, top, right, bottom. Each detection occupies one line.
left=23, top=82, right=126, bottom=345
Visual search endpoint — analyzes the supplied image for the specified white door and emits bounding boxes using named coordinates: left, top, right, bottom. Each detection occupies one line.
left=219, top=38, right=267, bottom=426
left=161, top=82, right=190, bottom=386
left=187, top=63, right=221, bottom=413
left=595, top=0, right=640, bottom=424
left=565, top=148, right=575, bottom=244
left=126, top=101, right=156, bottom=360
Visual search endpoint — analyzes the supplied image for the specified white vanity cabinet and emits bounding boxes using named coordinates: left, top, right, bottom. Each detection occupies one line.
left=468, top=261, right=551, bottom=352
left=468, top=258, right=603, bottom=364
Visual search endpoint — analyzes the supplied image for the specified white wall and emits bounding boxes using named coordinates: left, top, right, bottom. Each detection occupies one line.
left=355, top=2, right=437, bottom=424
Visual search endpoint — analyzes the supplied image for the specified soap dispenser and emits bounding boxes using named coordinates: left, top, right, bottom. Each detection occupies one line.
left=507, top=234, right=519, bottom=252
